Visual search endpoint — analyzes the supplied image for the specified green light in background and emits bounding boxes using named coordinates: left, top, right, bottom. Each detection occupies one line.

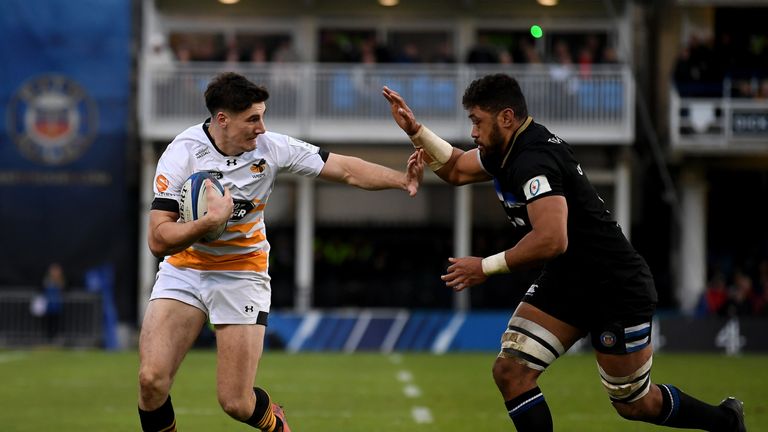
left=530, top=25, right=543, bottom=39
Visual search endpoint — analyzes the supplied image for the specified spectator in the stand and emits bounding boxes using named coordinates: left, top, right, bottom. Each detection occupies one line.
left=519, top=38, right=542, bottom=64
left=147, top=34, right=175, bottom=68
left=431, top=41, right=457, bottom=64
left=498, top=49, right=513, bottom=64
left=466, top=36, right=500, bottom=63
left=41, top=262, right=65, bottom=343
left=577, top=46, right=595, bottom=78
left=701, top=270, right=729, bottom=316
left=726, top=269, right=757, bottom=316
left=273, top=40, right=300, bottom=63
left=549, top=39, right=576, bottom=82
left=395, top=42, right=422, bottom=63
left=602, top=46, right=619, bottom=64
left=249, top=44, right=267, bottom=63
left=359, top=38, right=378, bottom=64
left=174, top=45, right=192, bottom=63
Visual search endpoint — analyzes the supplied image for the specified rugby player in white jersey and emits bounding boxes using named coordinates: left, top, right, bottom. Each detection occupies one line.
left=138, top=72, right=424, bottom=432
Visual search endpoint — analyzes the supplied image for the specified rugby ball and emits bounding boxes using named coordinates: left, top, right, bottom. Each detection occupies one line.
left=179, top=171, right=227, bottom=242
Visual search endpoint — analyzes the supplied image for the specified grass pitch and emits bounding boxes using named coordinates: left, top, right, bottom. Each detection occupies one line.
left=0, top=350, right=764, bottom=431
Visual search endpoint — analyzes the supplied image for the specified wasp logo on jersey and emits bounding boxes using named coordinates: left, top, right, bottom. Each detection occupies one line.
left=251, top=159, right=267, bottom=173
left=250, top=159, right=267, bottom=179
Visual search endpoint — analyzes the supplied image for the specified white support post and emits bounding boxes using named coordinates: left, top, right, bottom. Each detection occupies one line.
left=615, top=152, right=631, bottom=240
left=453, top=185, right=471, bottom=311
left=295, top=176, right=315, bottom=313
left=137, top=140, right=157, bottom=325
left=677, top=168, right=707, bottom=314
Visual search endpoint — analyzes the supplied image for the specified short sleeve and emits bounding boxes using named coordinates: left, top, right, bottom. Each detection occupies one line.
left=512, top=149, right=564, bottom=203
left=153, top=141, right=192, bottom=202
left=272, top=135, right=327, bottom=177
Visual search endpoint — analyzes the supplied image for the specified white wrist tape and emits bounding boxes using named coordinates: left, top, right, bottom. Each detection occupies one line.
left=409, top=125, right=453, bottom=171
left=481, top=251, right=510, bottom=276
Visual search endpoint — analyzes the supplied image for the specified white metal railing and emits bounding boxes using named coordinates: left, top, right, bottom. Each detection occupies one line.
left=0, top=291, right=102, bottom=347
left=670, top=89, right=768, bottom=150
left=140, top=63, right=635, bottom=144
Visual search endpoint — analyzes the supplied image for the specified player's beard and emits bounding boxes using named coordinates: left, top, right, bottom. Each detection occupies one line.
left=478, top=122, right=507, bottom=158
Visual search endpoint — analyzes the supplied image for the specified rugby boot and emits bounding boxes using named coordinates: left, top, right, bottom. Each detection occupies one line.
left=719, top=397, right=746, bottom=432
left=271, top=403, right=291, bottom=432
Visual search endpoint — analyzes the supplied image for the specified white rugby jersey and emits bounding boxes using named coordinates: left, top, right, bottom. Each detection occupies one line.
left=152, top=121, right=327, bottom=273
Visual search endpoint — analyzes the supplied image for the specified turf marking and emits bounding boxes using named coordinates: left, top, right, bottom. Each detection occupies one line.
left=411, top=406, right=434, bottom=424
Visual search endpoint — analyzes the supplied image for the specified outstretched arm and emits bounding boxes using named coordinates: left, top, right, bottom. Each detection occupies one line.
left=318, top=151, right=424, bottom=196
left=383, top=86, right=491, bottom=185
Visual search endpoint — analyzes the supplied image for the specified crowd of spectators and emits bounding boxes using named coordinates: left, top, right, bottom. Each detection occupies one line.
left=156, top=30, right=619, bottom=68
left=673, top=32, right=768, bottom=98
left=698, top=259, right=768, bottom=317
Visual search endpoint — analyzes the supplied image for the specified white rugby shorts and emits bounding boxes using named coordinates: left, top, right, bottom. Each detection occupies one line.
left=150, top=262, right=271, bottom=325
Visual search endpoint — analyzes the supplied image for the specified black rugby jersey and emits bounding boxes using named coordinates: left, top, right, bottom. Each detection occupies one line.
left=479, top=117, right=650, bottom=285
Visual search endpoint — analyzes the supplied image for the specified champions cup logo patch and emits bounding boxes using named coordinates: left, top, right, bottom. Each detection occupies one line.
left=523, top=175, right=552, bottom=200
left=6, top=74, right=98, bottom=166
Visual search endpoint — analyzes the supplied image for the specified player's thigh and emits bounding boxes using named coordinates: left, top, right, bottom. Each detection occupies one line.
left=497, top=302, right=585, bottom=374
left=214, top=323, right=265, bottom=397
left=510, top=302, right=585, bottom=349
left=139, top=298, right=208, bottom=377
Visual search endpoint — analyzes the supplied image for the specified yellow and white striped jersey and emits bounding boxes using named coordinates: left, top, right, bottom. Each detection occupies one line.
left=152, top=121, right=326, bottom=273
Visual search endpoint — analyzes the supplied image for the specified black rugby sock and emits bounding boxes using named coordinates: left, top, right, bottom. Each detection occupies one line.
left=654, top=384, right=735, bottom=430
left=138, top=395, right=177, bottom=432
left=243, top=387, right=283, bottom=431
left=505, top=386, right=553, bottom=431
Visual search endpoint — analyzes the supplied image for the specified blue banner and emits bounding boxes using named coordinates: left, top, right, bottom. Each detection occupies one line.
left=0, top=0, right=135, bottom=323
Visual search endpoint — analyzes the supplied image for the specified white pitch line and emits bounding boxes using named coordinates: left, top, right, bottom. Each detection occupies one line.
left=403, top=384, right=422, bottom=398
left=411, top=406, right=433, bottom=424
left=397, top=370, right=413, bottom=383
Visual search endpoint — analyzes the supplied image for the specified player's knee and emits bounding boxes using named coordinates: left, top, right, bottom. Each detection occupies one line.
left=611, top=397, right=657, bottom=422
left=599, top=356, right=657, bottom=421
left=492, top=357, right=538, bottom=393
left=138, top=367, right=170, bottom=397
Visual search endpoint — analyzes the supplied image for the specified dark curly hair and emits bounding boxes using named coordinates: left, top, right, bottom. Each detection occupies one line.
left=204, top=72, right=270, bottom=116
left=462, top=73, right=528, bottom=120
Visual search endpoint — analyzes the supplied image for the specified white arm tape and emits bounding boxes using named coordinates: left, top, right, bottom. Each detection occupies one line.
left=481, top=251, right=510, bottom=276
left=409, top=125, right=453, bottom=171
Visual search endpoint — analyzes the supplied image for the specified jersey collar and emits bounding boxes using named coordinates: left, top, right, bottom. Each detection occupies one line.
left=501, top=116, right=533, bottom=169
left=202, top=118, right=244, bottom=157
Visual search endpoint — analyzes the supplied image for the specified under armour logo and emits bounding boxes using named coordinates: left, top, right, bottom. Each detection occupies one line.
left=244, top=305, right=254, bottom=313
left=226, top=159, right=237, bottom=166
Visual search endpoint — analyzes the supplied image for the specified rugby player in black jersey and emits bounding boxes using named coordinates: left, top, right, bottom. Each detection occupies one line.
left=383, top=74, right=745, bottom=432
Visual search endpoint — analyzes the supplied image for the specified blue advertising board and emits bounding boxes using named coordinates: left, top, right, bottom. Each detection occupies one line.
left=0, top=0, right=135, bottom=323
